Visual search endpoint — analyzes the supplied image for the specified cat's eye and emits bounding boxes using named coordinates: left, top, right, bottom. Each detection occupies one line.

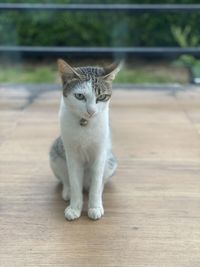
left=96, top=94, right=110, bottom=102
left=74, top=93, right=85, bottom=101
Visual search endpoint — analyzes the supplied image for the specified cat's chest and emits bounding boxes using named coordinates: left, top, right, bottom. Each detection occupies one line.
left=62, top=118, right=107, bottom=147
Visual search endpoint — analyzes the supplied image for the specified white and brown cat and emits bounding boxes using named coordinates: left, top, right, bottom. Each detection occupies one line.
left=49, top=59, right=120, bottom=220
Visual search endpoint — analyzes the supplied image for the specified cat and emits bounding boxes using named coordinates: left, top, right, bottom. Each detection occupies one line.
left=49, top=59, right=120, bottom=220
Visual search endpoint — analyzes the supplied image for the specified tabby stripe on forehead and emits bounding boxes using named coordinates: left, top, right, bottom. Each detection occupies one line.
left=73, top=66, right=112, bottom=97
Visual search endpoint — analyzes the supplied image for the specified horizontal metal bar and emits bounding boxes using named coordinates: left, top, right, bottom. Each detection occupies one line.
left=1, top=46, right=200, bottom=56
left=0, top=3, right=200, bottom=12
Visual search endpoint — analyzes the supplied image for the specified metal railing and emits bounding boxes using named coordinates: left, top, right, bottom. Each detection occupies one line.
left=1, top=3, right=200, bottom=12
left=0, top=3, right=200, bottom=57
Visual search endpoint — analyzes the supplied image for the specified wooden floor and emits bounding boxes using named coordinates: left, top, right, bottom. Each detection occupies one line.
left=1, top=84, right=200, bottom=267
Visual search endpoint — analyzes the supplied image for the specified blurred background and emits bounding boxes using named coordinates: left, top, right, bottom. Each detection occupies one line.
left=0, top=0, right=200, bottom=85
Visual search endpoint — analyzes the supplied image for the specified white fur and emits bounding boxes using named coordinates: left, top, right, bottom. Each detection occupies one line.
left=50, top=80, right=117, bottom=220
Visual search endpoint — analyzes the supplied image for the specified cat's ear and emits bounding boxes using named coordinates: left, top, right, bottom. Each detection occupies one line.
left=57, top=59, right=81, bottom=84
left=102, top=62, right=122, bottom=82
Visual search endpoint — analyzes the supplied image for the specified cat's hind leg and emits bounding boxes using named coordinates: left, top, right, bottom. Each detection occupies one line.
left=103, top=153, right=118, bottom=184
left=49, top=137, right=70, bottom=201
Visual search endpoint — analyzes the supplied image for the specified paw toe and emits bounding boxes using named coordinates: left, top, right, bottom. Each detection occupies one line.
left=64, top=206, right=81, bottom=221
left=88, top=207, right=104, bottom=220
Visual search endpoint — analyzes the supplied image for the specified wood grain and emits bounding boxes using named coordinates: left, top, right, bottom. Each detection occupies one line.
left=1, top=86, right=200, bottom=267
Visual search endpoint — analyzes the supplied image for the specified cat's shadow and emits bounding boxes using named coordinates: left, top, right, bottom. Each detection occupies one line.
left=54, top=181, right=63, bottom=197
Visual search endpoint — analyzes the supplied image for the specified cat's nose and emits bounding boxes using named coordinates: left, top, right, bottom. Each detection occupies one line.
left=87, top=108, right=96, bottom=117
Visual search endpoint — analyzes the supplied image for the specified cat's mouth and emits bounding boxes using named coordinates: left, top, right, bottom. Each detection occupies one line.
left=84, top=112, right=96, bottom=120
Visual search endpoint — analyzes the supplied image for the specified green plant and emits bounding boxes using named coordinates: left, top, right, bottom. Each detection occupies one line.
left=171, top=25, right=200, bottom=83
left=171, top=25, right=199, bottom=47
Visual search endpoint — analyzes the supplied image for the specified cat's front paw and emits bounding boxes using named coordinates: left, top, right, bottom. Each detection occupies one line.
left=64, top=206, right=81, bottom=221
left=88, top=206, right=104, bottom=220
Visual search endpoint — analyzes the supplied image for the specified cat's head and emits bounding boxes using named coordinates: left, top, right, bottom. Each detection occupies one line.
left=58, top=59, right=120, bottom=119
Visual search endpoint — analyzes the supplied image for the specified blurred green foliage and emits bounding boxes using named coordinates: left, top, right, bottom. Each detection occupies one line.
left=0, top=62, right=187, bottom=84
left=0, top=0, right=200, bottom=47
left=171, top=23, right=200, bottom=81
